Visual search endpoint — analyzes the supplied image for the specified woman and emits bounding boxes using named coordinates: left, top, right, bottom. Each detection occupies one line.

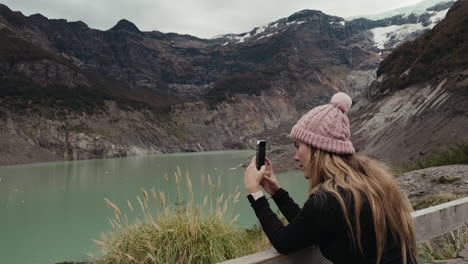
left=244, top=92, right=417, bottom=264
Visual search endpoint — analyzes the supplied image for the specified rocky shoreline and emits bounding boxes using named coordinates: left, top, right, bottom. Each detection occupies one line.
left=399, top=164, right=468, bottom=206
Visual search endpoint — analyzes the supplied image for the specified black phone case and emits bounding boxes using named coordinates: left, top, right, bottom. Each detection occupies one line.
left=256, top=140, right=266, bottom=170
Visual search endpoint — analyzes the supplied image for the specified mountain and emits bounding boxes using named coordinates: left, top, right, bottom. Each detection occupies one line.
left=349, top=0, right=468, bottom=164
left=366, top=4, right=452, bottom=51
left=338, top=1, right=455, bottom=99
left=0, top=1, right=457, bottom=166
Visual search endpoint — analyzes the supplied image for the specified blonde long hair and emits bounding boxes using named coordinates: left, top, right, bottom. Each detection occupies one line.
left=306, top=146, right=417, bottom=264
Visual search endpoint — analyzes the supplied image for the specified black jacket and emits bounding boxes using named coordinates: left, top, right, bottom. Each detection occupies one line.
left=248, top=188, right=415, bottom=264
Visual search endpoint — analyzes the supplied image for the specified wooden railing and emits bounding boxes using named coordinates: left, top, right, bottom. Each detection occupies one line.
left=219, top=196, right=468, bottom=264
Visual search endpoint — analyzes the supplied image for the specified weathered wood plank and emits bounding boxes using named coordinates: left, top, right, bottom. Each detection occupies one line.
left=411, top=196, right=468, bottom=243
left=220, top=247, right=331, bottom=264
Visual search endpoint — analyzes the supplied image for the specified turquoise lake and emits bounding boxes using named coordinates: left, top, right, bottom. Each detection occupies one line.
left=0, top=150, right=308, bottom=264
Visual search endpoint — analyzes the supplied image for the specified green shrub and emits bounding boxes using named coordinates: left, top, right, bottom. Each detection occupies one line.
left=398, top=140, right=468, bottom=173
left=96, top=214, right=252, bottom=264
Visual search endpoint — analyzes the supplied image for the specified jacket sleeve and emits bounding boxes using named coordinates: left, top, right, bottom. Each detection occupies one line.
left=249, top=193, right=336, bottom=254
left=271, top=188, right=301, bottom=222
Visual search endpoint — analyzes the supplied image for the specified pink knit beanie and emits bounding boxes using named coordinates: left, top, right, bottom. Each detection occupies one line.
left=290, top=92, right=355, bottom=154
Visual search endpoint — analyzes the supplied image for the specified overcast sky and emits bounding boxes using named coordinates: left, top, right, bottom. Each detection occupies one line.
left=2, top=0, right=424, bottom=38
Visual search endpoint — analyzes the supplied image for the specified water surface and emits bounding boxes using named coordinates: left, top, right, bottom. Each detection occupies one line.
left=0, top=150, right=307, bottom=264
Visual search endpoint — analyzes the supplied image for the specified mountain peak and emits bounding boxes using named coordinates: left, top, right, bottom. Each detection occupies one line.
left=29, top=13, right=48, bottom=21
left=109, top=19, right=140, bottom=33
left=0, top=3, right=11, bottom=14
left=287, top=9, right=325, bottom=22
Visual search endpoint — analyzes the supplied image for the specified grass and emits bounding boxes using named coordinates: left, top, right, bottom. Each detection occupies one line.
left=432, top=175, right=461, bottom=184
left=395, top=140, right=468, bottom=261
left=411, top=194, right=459, bottom=211
left=397, top=140, right=468, bottom=174
left=92, top=167, right=269, bottom=264
left=413, top=195, right=468, bottom=263
left=56, top=262, right=89, bottom=264
left=417, top=226, right=468, bottom=263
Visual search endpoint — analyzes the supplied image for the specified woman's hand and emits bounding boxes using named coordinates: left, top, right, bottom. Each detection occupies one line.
left=244, top=157, right=266, bottom=193
left=261, top=157, right=281, bottom=196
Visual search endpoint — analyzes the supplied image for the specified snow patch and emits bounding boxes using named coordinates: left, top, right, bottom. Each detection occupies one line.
left=349, top=0, right=453, bottom=20
left=252, top=23, right=269, bottom=36
left=369, top=7, right=449, bottom=50
left=256, top=25, right=267, bottom=35
left=233, top=33, right=251, bottom=43
left=256, top=33, right=276, bottom=39
left=370, top=23, right=425, bottom=50
left=329, top=20, right=346, bottom=26
left=428, top=9, right=449, bottom=28
left=287, top=20, right=305, bottom=26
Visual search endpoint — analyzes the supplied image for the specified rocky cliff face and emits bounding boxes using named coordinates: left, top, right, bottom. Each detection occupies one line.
left=349, top=0, right=468, bottom=165
left=0, top=1, right=458, bottom=166
left=0, top=95, right=299, bottom=165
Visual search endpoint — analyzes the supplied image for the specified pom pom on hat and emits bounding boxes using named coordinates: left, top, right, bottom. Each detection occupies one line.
left=289, top=92, right=355, bottom=154
left=331, top=92, right=352, bottom=113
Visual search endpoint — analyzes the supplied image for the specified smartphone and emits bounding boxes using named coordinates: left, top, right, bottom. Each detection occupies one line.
left=256, top=140, right=266, bottom=170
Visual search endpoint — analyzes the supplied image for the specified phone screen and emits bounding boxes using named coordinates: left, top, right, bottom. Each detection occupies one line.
left=256, top=140, right=266, bottom=170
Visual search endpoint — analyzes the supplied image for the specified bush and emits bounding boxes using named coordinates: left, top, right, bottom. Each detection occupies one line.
left=93, top=168, right=268, bottom=263
left=398, top=140, right=468, bottom=173
left=96, top=214, right=252, bottom=264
